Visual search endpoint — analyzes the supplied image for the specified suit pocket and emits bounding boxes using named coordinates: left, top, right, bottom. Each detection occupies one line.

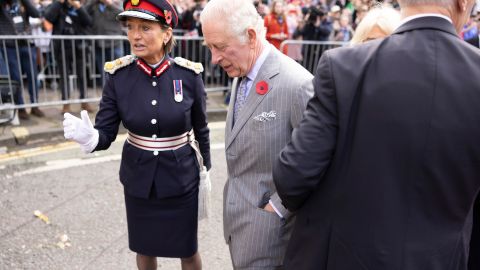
left=173, top=145, right=199, bottom=188
left=252, top=116, right=282, bottom=131
left=120, top=143, right=145, bottom=183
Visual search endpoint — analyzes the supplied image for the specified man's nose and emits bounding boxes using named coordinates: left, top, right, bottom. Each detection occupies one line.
left=211, top=49, right=221, bottom=65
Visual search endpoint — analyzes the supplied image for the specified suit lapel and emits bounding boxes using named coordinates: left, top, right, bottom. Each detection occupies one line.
left=225, top=77, right=239, bottom=139
left=225, top=50, right=280, bottom=150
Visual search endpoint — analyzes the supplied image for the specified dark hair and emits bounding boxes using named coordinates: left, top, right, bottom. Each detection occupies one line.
left=307, top=7, right=324, bottom=22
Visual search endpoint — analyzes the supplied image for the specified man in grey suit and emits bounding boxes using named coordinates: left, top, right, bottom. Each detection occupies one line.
left=200, top=0, right=313, bottom=269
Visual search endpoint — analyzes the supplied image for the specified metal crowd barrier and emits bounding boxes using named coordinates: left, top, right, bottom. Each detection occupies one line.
left=0, top=35, right=347, bottom=119
left=279, top=40, right=347, bottom=73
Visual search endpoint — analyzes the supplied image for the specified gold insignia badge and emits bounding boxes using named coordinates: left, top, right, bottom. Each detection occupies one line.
left=131, top=0, right=139, bottom=6
left=104, top=55, right=136, bottom=74
left=174, top=57, right=204, bottom=75
left=104, top=62, right=114, bottom=71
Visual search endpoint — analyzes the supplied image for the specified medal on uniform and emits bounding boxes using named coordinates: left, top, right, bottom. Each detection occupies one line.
left=173, top=80, right=183, bottom=102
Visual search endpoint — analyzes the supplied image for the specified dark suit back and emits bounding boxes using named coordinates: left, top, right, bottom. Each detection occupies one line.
left=274, top=17, right=480, bottom=270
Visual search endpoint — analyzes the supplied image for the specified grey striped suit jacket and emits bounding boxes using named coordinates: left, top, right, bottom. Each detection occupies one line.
left=224, top=47, right=314, bottom=269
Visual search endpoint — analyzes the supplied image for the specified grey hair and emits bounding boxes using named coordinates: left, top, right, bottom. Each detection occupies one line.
left=350, top=4, right=401, bottom=45
left=398, top=0, right=454, bottom=7
left=200, top=0, right=266, bottom=44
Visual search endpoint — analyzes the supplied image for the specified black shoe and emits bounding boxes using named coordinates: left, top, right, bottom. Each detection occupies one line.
left=31, top=107, right=45, bottom=118
left=18, top=109, right=30, bottom=120
left=62, top=104, right=71, bottom=114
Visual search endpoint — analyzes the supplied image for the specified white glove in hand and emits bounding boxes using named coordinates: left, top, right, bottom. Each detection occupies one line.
left=63, top=110, right=99, bottom=153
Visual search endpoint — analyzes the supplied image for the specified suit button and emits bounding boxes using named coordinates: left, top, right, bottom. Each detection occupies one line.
left=153, top=151, right=159, bottom=156
left=152, top=134, right=157, bottom=139
left=151, top=100, right=157, bottom=105
left=151, top=119, right=157, bottom=124
left=152, top=81, right=157, bottom=87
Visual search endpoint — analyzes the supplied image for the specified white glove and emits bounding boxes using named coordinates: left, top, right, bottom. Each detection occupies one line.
left=63, top=110, right=99, bottom=153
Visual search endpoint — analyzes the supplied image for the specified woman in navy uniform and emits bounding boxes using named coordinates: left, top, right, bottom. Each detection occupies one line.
left=62, top=0, right=210, bottom=269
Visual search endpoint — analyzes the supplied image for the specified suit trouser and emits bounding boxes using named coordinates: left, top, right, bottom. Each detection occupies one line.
left=2, top=46, right=40, bottom=104
left=228, top=244, right=284, bottom=270
left=54, top=42, right=87, bottom=100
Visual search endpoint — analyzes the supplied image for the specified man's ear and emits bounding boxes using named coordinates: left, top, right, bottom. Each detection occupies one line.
left=246, top=28, right=257, bottom=48
left=457, top=0, right=469, bottom=12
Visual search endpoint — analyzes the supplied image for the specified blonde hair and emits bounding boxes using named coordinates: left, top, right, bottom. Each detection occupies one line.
left=350, top=5, right=401, bottom=45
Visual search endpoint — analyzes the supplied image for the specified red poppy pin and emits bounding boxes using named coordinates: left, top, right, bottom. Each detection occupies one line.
left=256, top=80, right=268, bottom=95
left=164, top=10, right=172, bottom=25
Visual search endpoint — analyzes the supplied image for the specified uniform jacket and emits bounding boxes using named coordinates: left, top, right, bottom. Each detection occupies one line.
left=224, top=46, right=313, bottom=269
left=94, top=56, right=211, bottom=199
left=273, top=17, right=480, bottom=270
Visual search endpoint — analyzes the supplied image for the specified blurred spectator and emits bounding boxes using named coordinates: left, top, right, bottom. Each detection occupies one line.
left=85, top=0, right=123, bottom=83
left=461, top=15, right=479, bottom=47
left=44, top=0, right=93, bottom=113
left=315, top=0, right=328, bottom=13
left=265, top=0, right=289, bottom=54
left=293, top=6, right=332, bottom=69
left=253, top=0, right=269, bottom=18
left=350, top=4, right=400, bottom=45
left=30, top=0, right=54, bottom=89
left=0, top=0, right=44, bottom=119
left=333, top=15, right=354, bottom=41
left=296, top=6, right=332, bottom=41
left=181, top=0, right=205, bottom=37
left=286, top=3, right=303, bottom=61
left=352, top=2, right=369, bottom=29
left=329, top=4, right=341, bottom=36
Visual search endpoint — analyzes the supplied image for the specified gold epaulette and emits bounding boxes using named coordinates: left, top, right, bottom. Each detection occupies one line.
left=174, top=57, right=204, bottom=74
left=104, top=55, right=136, bottom=74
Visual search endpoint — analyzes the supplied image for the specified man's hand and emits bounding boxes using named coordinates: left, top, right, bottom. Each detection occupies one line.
left=67, top=0, right=81, bottom=9
left=263, top=201, right=276, bottom=213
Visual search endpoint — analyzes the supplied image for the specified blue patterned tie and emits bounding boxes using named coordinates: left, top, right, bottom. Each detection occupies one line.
left=233, top=77, right=249, bottom=124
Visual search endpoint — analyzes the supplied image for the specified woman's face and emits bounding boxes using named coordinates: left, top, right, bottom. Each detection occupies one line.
left=126, top=17, right=172, bottom=64
left=273, top=1, right=284, bottom=15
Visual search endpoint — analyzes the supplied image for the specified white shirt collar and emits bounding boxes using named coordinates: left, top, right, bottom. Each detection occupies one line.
left=147, top=55, right=165, bottom=68
left=399, top=13, right=453, bottom=27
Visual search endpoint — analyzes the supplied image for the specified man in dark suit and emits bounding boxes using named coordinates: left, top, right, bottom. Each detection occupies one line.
left=272, top=0, right=480, bottom=268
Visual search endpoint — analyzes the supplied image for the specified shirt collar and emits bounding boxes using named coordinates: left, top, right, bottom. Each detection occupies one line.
left=137, top=56, right=172, bottom=77
left=399, top=13, right=453, bottom=27
left=245, top=43, right=271, bottom=82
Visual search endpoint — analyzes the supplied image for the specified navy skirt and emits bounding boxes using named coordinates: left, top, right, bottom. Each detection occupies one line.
left=124, top=185, right=198, bottom=258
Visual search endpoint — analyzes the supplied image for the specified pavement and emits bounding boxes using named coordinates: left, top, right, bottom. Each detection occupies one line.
left=0, top=91, right=229, bottom=154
